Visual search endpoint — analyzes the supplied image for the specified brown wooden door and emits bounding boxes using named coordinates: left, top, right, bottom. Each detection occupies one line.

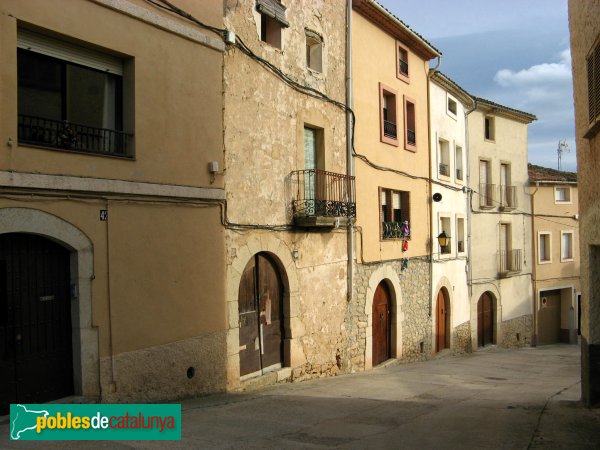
left=436, top=290, right=448, bottom=352
left=0, top=233, right=73, bottom=415
left=538, top=291, right=561, bottom=345
left=238, top=253, right=283, bottom=377
left=372, top=282, right=391, bottom=366
left=477, top=292, right=494, bottom=347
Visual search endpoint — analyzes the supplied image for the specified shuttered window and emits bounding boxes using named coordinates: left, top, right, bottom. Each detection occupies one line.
left=588, top=42, right=600, bottom=125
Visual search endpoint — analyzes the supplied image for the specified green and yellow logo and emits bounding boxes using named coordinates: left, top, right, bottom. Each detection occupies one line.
left=10, top=404, right=181, bottom=440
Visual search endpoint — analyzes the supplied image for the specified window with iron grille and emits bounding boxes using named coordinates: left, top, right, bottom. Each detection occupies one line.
left=17, top=28, right=132, bottom=157
left=396, top=41, right=409, bottom=83
left=587, top=39, right=600, bottom=127
left=380, top=188, right=410, bottom=240
left=404, top=96, right=416, bottom=151
left=379, top=83, right=398, bottom=146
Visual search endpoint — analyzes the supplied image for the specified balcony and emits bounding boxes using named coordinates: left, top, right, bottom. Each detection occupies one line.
left=382, top=221, right=410, bottom=240
left=18, top=114, right=133, bottom=157
left=499, top=185, right=517, bottom=210
left=383, top=120, right=397, bottom=139
left=439, top=163, right=450, bottom=177
left=291, top=169, right=356, bottom=228
left=479, top=183, right=496, bottom=209
left=499, top=249, right=522, bottom=276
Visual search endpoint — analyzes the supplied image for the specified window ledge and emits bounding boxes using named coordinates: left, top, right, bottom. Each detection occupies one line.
left=584, top=117, right=600, bottom=139
left=560, top=258, right=574, bottom=263
left=484, top=138, right=496, bottom=144
left=538, top=260, right=552, bottom=265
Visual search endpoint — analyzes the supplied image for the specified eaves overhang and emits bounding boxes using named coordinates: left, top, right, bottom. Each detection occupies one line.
left=430, top=71, right=474, bottom=108
left=352, top=0, right=441, bottom=60
left=474, top=96, right=537, bottom=124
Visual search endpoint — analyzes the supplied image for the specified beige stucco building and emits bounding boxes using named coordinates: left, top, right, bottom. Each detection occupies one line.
left=528, top=164, right=580, bottom=346
left=349, top=0, right=440, bottom=368
left=0, top=0, right=227, bottom=412
left=429, top=72, right=473, bottom=354
left=467, top=98, right=536, bottom=350
left=568, top=0, right=600, bottom=407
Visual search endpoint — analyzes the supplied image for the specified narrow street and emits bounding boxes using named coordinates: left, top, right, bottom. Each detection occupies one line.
left=4, top=344, right=599, bottom=449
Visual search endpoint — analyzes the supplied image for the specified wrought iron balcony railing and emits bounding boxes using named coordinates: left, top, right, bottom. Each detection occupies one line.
left=479, top=183, right=496, bottom=208
left=499, top=249, right=522, bottom=275
left=499, top=185, right=517, bottom=210
left=383, top=120, right=397, bottom=139
left=439, top=163, right=450, bottom=177
left=18, top=114, right=133, bottom=157
left=291, top=169, right=356, bottom=225
left=407, top=128, right=416, bottom=145
left=382, top=221, right=410, bottom=240
left=457, top=240, right=464, bottom=252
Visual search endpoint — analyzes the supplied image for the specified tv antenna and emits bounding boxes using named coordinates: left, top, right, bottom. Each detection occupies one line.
left=557, top=139, right=570, bottom=171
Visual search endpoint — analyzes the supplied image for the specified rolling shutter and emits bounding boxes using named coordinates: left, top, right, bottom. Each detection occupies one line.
left=17, top=28, right=123, bottom=75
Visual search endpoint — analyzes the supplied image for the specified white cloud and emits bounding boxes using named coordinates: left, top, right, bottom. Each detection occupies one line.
left=494, top=49, right=572, bottom=87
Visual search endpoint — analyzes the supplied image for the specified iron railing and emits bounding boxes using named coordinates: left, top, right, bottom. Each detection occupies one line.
left=456, top=168, right=463, bottom=180
left=499, top=249, right=522, bottom=274
left=439, top=163, right=450, bottom=177
left=399, top=59, right=408, bottom=76
left=457, top=240, right=464, bottom=252
left=291, top=169, right=356, bottom=219
left=382, top=221, right=410, bottom=240
left=18, top=114, right=133, bottom=157
left=479, top=183, right=496, bottom=208
left=407, top=128, right=416, bottom=145
left=383, top=120, right=397, bottom=139
left=499, top=185, right=517, bottom=209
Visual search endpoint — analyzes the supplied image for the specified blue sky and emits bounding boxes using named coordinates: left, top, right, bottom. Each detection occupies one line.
left=377, top=0, right=576, bottom=171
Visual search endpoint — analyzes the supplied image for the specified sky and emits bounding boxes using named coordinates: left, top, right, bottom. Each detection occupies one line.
left=377, top=0, right=576, bottom=172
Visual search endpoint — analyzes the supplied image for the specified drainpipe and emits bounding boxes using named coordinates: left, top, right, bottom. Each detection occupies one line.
left=465, top=98, right=477, bottom=300
left=427, top=57, right=441, bottom=317
left=346, top=0, right=354, bottom=302
left=530, top=182, right=539, bottom=346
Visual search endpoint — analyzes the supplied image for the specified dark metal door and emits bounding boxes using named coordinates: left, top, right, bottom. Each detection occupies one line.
left=477, top=292, right=494, bottom=347
left=436, top=290, right=447, bottom=352
left=372, top=282, right=391, bottom=366
left=238, top=253, right=283, bottom=377
left=0, top=233, right=73, bottom=415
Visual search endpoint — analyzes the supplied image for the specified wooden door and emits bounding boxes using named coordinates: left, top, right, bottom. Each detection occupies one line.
left=372, top=282, right=391, bottom=366
left=238, top=253, right=283, bottom=377
left=436, top=290, right=448, bottom=352
left=538, top=291, right=561, bottom=345
left=1, top=233, right=73, bottom=415
left=477, top=292, right=494, bottom=347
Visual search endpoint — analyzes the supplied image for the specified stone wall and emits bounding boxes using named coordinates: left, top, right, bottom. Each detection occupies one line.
left=346, top=257, right=431, bottom=371
left=500, top=314, right=533, bottom=348
left=453, top=321, right=471, bottom=354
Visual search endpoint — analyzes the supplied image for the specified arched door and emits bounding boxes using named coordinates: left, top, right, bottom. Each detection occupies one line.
left=0, top=233, right=73, bottom=414
left=436, top=289, right=449, bottom=352
left=238, top=253, right=284, bottom=377
left=372, top=281, right=391, bottom=366
left=477, top=292, right=494, bottom=347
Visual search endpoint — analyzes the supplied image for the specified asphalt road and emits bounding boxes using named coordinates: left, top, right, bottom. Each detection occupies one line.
left=3, top=344, right=600, bottom=449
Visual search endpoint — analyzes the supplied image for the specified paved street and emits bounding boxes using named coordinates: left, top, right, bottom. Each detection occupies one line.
left=3, top=344, right=600, bottom=449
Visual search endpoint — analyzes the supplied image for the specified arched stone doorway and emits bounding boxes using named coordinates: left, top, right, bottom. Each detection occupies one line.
left=372, top=281, right=392, bottom=366
left=477, top=291, right=495, bottom=347
left=238, top=252, right=285, bottom=378
left=435, top=288, right=450, bottom=352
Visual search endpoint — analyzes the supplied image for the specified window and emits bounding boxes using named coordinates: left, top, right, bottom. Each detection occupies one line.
left=380, top=188, right=410, bottom=240
left=561, top=231, right=574, bottom=261
left=257, top=0, right=289, bottom=49
left=17, top=28, right=131, bottom=156
left=439, top=216, right=452, bottom=255
left=455, top=145, right=464, bottom=181
left=538, top=232, right=552, bottom=264
left=499, top=163, right=515, bottom=209
left=554, top=186, right=572, bottom=203
left=484, top=116, right=495, bottom=141
left=499, top=223, right=522, bottom=273
left=447, top=97, right=457, bottom=116
left=305, top=30, right=322, bottom=72
left=379, top=83, right=398, bottom=145
left=456, top=217, right=465, bottom=253
left=586, top=38, right=600, bottom=129
left=438, top=139, right=450, bottom=177
left=404, top=96, right=416, bottom=151
left=479, top=160, right=494, bottom=208
left=396, top=41, right=409, bottom=83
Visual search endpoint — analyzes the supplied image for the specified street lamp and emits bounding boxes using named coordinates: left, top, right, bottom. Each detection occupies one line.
left=437, top=231, right=449, bottom=247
